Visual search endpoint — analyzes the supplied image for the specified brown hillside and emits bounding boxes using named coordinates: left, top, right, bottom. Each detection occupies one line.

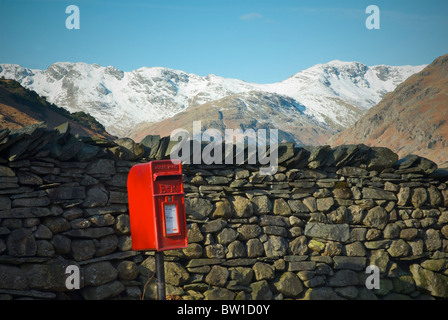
left=330, top=54, right=448, bottom=167
left=0, top=79, right=114, bottom=139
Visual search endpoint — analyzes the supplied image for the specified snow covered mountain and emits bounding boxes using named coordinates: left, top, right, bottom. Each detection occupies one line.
left=0, top=61, right=425, bottom=140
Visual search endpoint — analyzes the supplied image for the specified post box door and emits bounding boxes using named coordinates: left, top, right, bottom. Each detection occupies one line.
left=153, top=194, right=187, bottom=250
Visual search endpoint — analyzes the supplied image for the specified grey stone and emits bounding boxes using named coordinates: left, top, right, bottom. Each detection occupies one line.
left=205, top=265, right=228, bottom=287
left=410, top=264, right=448, bottom=298
left=217, top=228, right=239, bottom=245
left=303, top=287, right=344, bottom=300
left=302, top=197, right=317, bottom=212
left=273, top=198, right=291, bottom=216
left=424, top=229, right=442, bottom=251
left=287, top=200, right=310, bottom=213
left=0, top=196, right=11, bottom=210
left=204, top=287, right=236, bottom=300
left=387, top=239, right=411, bottom=258
left=43, top=217, right=70, bottom=234
left=51, top=234, right=71, bottom=254
left=140, top=135, right=161, bottom=158
left=187, top=223, right=204, bottom=243
left=333, top=256, right=366, bottom=271
left=12, top=197, right=50, bottom=207
left=288, top=261, right=316, bottom=272
left=250, top=280, right=273, bottom=300
left=83, top=262, right=118, bottom=286
left=363, top=206, right=388, bottom=230
left=81, top=281, right=124, bottom=300
left=316, top=197, right=334, bottom=212
left=85, top=159, right=115, bottom=175
left=227, top=240, right=246, bottom=258
left=229, top=267, right=254, bottom=286
left=274, top=271, right=303, bottom=297
left=263, top=236, right=288, bottom=258
left=397, top=187, right=411, bottom=206
left=203, top=219, right=227, bottom=233
left=205, top=244, right=226, bottom=259
left=237, top=224, right=261, bottom=240
left=211, top=199, right=233, bottom=219
left=34, top=224, right=53, bottom=239
left=336, top=166, right=369, bottom=177
left=289, top=236, right=309, bottom=256
left=71, top=239, right=96, bottom=261
left=7, top=228, right=36, bottom=257
left=76, top=143, right=102, bottom=162
left=25, top=263, right=69, bottom=291
left=367, top=147, right=398, bottom=171
left=334, top=286, right=358, bottom=299
left=46, top=186, right=86, bottom=200
left=259, top=215, right=288, bottom=227
left=114, top=214, right=130, bottom=235
left=345, top=241, right=366, bottom=257
left=83, top=184, right=109, bottom=208
left=251, top=195, right=272, bottom=214
left=186, top=197, right=213, bottom=219
left=304, top=222, right=350, bottom=242
left=383, top=223, right=401, bottom=239
left=412, top=188, right=428, bottom=208
left=328, top=269, right=359, bottom=287
left=428, top=185, right=442, bottom=207
left=63, top=227, right=114, bottom=239
left=252, top=262, right=275, bottom=281
left=247, top=238, right=264, bottom=258
left=232, top=196, right=254, bottom=218
left=0, top=265, right=27, bottom=290
left=165, top=261, right=189, bottom=286
left=36, top=240, right=55, bottom=257
left=362, top=187, right=397, bottom=201
left=114, top=138, right=144, bottom=160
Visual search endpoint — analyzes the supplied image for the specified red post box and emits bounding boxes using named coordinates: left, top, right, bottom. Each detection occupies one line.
left=127, top=160, right=188, bottom=251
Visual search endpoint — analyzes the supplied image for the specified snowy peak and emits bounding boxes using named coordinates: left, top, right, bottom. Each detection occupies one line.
left=0, top=60, right=425, bottom=138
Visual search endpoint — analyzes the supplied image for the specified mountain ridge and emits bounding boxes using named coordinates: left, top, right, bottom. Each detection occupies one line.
left=0, top=60, right=425, bottom=140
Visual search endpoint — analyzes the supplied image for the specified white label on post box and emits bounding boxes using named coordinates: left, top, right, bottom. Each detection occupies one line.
left=164, top=204, right=179, bottom=235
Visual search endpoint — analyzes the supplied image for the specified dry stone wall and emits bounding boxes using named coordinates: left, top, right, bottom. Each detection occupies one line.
left=0, top=122, right=448, bottom=300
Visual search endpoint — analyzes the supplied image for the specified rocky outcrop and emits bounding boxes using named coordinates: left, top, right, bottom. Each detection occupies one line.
left=0, top=124, right=447, bottom=300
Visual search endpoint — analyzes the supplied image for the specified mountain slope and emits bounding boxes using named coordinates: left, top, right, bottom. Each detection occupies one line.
left=0, top=61, right=425, bottom=138
left=128, top=91, right=335, bottom=145
left=329, top=53, right=448, bottom=166
left=0, top=79, right=114, bottom=139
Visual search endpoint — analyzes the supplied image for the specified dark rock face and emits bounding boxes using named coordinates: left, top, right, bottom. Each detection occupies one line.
left=0, top=124, right=447, bottom=300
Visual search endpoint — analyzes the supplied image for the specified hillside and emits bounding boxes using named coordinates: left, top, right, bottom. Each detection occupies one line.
left=330, top=54, right=448, bottom=166
left=0, top=79, right=114, bottom=139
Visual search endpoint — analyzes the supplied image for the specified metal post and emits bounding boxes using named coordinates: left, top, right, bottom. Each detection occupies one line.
left=155, top=251, right=166, bottom=300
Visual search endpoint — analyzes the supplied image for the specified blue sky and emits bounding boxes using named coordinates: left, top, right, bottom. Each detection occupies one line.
left=0, top=0, right=447, bottom=83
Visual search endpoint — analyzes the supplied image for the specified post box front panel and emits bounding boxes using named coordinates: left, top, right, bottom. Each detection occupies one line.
left=155, top=194, right=187, bottom=250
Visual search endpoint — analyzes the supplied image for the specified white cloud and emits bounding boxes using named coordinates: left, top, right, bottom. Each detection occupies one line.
left=240, top=13, right=263, bottom=21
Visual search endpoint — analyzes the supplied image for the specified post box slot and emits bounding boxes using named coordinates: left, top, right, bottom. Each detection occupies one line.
left=154, top=173, right=182, bottom=179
